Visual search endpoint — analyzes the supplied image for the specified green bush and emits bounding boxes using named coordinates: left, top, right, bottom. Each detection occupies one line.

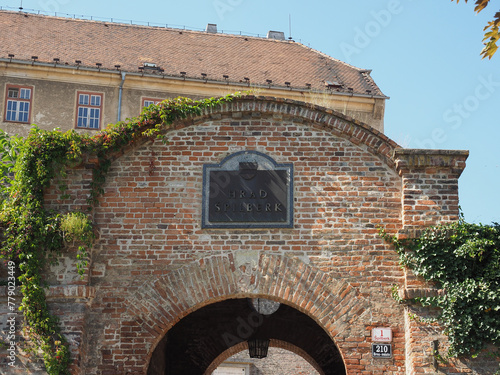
left=382, top=218, right=500, bottom=358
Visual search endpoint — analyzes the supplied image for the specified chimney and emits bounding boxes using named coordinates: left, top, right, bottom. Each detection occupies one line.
left=267, top=31, right=285, bottom=40
left=206, top=23, right=217, bottom=33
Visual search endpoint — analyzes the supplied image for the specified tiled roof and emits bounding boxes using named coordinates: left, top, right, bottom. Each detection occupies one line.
left=0, top=10, right=386, bottom=97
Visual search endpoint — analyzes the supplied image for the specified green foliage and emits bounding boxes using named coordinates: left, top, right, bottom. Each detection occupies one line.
left=60, top=212, right=92, bottom=242
left=60, top=212, right=94, bottom=274
left=0, top=129, right=22, bottom=198
left=0, top=93, right=239, bottom=374
left=381, top=218, right=500, bottom=358
left=454, top=0, right=500, bottom=58
left=1, top=126, right=85, bottom=374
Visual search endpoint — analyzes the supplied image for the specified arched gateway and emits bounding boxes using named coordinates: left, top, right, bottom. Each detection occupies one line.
left=40, top=96, right=471, bottom=374
left=141, top=254, right=361, bottom=374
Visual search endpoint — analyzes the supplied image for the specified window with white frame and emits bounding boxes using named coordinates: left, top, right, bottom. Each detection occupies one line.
left=76, top=92, right=103, bottom=129
left=142, top=97, right=163, bottom=108
left=4, top=85, right=32, bottom=123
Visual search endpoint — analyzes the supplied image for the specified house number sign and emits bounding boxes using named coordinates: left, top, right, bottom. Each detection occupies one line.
left=372, top=327, right=392, bottom=342
left=371, top=343, right=392, bottom=358
left=202, top=151, right=293, bottom=228
left=371, top=327, right=392, bottom=359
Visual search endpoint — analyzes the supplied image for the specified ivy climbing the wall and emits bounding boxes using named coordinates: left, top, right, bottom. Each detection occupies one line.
left=381, top=218, right=500, bottom=360
left=0, top=94, right=239, bottom=374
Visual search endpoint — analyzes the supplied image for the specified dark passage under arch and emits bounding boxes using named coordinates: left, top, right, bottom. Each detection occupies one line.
left=147, top=298, right=346, bottom=375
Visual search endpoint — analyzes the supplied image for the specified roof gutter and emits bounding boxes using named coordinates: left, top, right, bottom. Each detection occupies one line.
left=0, top=58, right=390, bottom=100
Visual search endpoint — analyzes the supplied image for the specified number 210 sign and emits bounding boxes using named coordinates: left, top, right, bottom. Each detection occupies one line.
left=372, top=343, right=392, bottom=358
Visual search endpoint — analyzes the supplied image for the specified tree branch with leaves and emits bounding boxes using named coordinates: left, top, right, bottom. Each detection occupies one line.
left=454, top=0, right=500, bottom=58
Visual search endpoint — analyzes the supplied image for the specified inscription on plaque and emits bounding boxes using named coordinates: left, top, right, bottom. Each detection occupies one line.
left=372, top=343, right=392, bottom=358
left=202, top=151, right=293, bottom=228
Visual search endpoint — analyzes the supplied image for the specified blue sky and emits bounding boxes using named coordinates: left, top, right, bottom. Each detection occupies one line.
left=2, top=0, right=499, bottom=223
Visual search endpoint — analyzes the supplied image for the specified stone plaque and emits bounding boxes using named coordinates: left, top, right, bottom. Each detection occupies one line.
left=202, top=151, right=293, bottom=228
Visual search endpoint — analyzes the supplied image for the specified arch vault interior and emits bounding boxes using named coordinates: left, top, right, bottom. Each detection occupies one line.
left=147, top=298, right=346, bottom=375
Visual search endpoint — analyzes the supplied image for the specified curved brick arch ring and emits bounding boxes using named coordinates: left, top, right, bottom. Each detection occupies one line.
left=110, top=95, right=400, bottom=170
left=179, top=96, right=399, bottom=166
left=122, top=252, right=371, bottom=373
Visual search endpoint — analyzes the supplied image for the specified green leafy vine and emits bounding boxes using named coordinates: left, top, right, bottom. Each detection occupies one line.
left=381, top=218, right=500, bottom=360
left=0, top=93, right=239, bottom=374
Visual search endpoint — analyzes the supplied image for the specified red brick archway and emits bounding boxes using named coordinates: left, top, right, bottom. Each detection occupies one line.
left=47, top=95, right=433, bottom=374
left=33, top=95, right=479, bottom=374
left=84, top=96, right=403, bottom=374
left=123, top=253, right=369, bottom=374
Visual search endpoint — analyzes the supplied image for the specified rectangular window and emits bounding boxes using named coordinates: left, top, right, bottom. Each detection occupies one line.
left=4, top=85, right=32, bottom=123
left=76, top=92, right=103, bottom=129
left=142, top=97, right=163, bottom=108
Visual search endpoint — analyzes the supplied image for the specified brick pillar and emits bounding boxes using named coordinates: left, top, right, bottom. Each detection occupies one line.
left=394, top=149, right=468, bottom=374
left=395, top=149, right=468, bottom=234
left=395, top=148, right=468, bottom=289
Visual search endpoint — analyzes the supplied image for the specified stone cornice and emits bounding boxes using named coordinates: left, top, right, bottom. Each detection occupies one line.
left=394, top=148, right=469, bottom=177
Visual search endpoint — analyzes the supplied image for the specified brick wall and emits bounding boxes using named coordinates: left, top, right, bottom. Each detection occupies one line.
left=392, top=149, right=499, bottom=374
left=2, top=97, right=494, bottom=374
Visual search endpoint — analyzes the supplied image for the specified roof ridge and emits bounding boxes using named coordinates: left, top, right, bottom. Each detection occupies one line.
left=0, top=9, right=295, bottom=43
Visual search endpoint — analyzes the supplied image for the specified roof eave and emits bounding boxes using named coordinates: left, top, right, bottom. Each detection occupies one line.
left=0, top=58, right=389, bottom=100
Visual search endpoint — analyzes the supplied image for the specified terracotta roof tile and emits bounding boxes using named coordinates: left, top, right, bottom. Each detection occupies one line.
left=0, top=10, right=386, bottom=97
